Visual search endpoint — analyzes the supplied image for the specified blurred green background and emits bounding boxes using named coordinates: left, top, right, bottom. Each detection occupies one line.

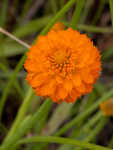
left=0, top=0, right=113, bottom=150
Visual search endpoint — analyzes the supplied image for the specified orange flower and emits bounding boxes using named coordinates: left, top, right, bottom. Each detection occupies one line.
left=24, top=27, right=101, bottom=103
left=100, top=98, right=113, bottom=116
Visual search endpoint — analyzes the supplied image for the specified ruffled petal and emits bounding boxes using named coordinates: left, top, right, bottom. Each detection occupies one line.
left=56, top=85, right=68, bottom=99
left=24, top=25, right=101, bottom=103
left=36, top=79, right=56, bottom=96
left=64, top=80, right=73, bottom=91
left=72, top=74, right=82, bottom=87
left=27, top=73, right=49, bottom=88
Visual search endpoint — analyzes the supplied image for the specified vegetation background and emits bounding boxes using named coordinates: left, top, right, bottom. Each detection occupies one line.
left=0, top=0, right=113, bottom=150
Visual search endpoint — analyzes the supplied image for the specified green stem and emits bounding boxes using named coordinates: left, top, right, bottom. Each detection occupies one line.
left=13, top=16, right=52, bottom=38
left=50, top=0, right=58, bottom=14
left=80, top=0, right=92, bottom=23
left=108, top=135, right=113, bottom=148
left=94, top=82, right=107, bottom=96
left=0, top=123, right=8, bottom=134
left=14, top=21, right=113, bottom=39
left=91, top=0, right=106, bottom=25
left=0, top=0, right=8, bottom=39
left=76, top=117, right=108, bottom=150
left=83, top=111, right=103, bottom=132
left=0, top=99, right=52, bottom=150
left=36, top=89, right=113, bottom=150
left=0, top=63, right=24, bottom=99
left=109, top=0, right=113, bottom=26
left=60, top=0, right=65, bottom=8
left=0, top=71, right=25, bottom=78
left=40, top=0, right=76, bottom=35
left=3, top=88, right=34, bottom=144
left=77, top=24, right=113, bottom=33
left=55, top=88, right=113, bottom=136
left=75, top=112, right=104, bottom=141
left=44, top=102, right=73, bottom=136
left=58, top=111, right=103, bottom=150
left=0, top=54, right=26, bottom=121
left=32, top=106, right=52, bottom=150
left=0, top=0, right=8, bottom=27
left=85, top=118, right=108, bottom=142
left=18, top=0, right=33, bottom=23
left=102, top=46, right=113, bottom=62
left=63, top=21, right=113, bottom=33
left=70, top=112, right=103, bottom=143
left=29, top=98, right=52, bottom=150
left=105, top=8, right=113, bottom=148
left=83, top=90, right=96, bottom=110
left=0, top=115, right=32, bottom=150
left=17, top=136, right=112, bottom=150
left=70, top=0, right=84, bottom=29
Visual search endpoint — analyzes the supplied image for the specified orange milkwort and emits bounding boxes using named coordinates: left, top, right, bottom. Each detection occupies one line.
left=24, top=23, right=101, bottom=103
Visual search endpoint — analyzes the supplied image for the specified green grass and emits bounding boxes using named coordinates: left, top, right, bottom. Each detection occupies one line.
left=0, top=0, right=113, bottom=150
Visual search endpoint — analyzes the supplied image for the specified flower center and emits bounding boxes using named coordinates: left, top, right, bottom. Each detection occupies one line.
left=48, top=50, right=72, bottom=75
left=54, top=50, right=67, bottom=64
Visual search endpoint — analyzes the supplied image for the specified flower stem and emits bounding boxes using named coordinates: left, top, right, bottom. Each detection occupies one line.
left=80, top=0, right=92, bottom=24
left=55, top=88, right=113, bottom=136
left=76, top=117, right=108, bottom=150
left=0, top=99, right=52, bottom=150
left=78, top=24, right=113, bottom=33
left=3, top=88, right=35, bottom=144
left=108, top=134, right=113, bottom=148
left=0, top=54, right=27, bottom=121
left=63, top=21, right=113, bottom=33
left=0, top=63, right=24, bottom=99
left=34, top=89, right=113, bottom=150
left=85, top=117, right=108, bottom=142
left=83, top=111, right=103, bottom=131
left=50, top=0, right=58, bottom=14
left=17, top=136, right=112, bottom=150
left=109, top=0, right=113, bottom=26
left=0, top=0, right=8, bottom=39
left=40, top=0, right=76, bottom=35
left=91, top=0, right=106, bottom=25
left=70, top=0, right=85, bottom=29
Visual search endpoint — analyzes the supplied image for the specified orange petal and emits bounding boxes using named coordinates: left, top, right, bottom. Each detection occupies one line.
left=72, top=74, right=81, bottom=87
left=64, top=80, right=73, bottom=91
left=81, top=69, right=94, bottom=84
left=27, top=73, right=49, bottom=88
left=75, top=83, right=86, bottom=93
left=56, top=85, right=68, bottom=99
left=55, top=76, right=63, bottom=83
left=36, top=79, right=56, bottom=96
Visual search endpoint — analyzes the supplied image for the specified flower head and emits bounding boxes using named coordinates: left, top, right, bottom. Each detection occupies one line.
left=100, top=98, right=113, bottom=116
left=24, top=27, right=101, bottom=103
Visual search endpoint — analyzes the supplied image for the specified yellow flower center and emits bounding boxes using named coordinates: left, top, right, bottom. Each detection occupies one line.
left=48, top=50, right=72, bottom=75
left=54, top=50, right=67, bottom=64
